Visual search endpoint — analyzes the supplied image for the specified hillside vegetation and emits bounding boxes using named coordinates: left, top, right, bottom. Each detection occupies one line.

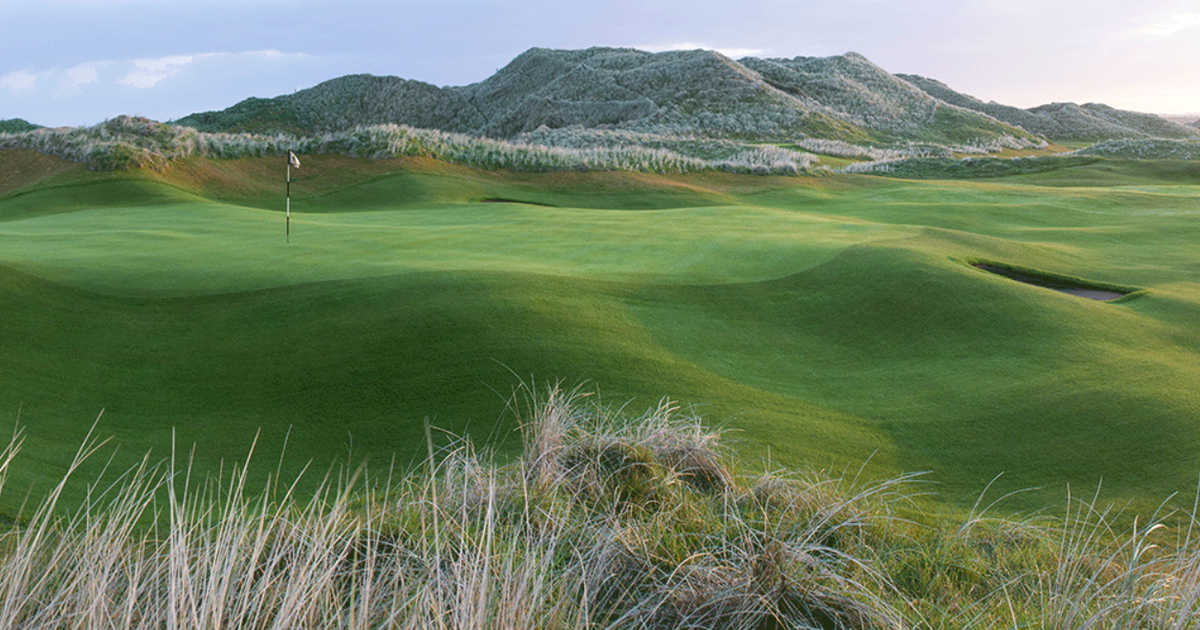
left=0, top=116, right=818, bottom=175
left=176, top=47, right=1196, bottom=148
left=8, top=47, right=1195, bottom=182
left=899, top=74, right=1200, bottom=142
left=10, top=48, right=1200, bottom=180
left=7, top=48, right=1195, bottom=181
left=0, top=119, right=41, bottom=134
left=1073, top=138, right=1200, bottom=161
left=176, top=47, right=1045, bottom=148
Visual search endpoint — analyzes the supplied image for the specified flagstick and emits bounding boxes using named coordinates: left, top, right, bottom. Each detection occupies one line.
left=286, top=158, right=291, bottom=243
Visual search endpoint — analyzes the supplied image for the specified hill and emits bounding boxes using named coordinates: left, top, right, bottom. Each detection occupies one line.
left=176, top=47, right=1041, bottom=148
left=0, top=118, right=41, bottom=133
left=899, top=73, right=1200, bottom=142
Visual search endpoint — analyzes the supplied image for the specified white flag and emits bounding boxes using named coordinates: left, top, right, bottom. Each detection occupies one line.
left=288, top=150, right=301, bottom=169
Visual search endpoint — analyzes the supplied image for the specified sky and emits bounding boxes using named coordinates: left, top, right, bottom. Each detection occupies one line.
left=2, top=0, right=1199, bottom=128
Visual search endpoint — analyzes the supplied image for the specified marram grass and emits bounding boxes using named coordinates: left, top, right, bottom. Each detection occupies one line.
left=0, top=116, right=818, bottom=176
left=1, top=386, right=1199, bottom=629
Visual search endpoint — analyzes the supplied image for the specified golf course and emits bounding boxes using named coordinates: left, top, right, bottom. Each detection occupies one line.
left=2, top=147, right=1198, bottom=519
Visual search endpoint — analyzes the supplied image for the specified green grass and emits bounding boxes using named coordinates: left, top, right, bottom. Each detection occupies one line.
left=1, top=151, right=1199, bottom=521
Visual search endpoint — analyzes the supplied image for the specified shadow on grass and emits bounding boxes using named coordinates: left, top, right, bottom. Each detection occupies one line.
left=970, top=261, right=1138, bottom=302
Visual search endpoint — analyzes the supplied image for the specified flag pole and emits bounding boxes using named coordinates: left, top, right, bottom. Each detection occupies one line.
left=286, top=155, right=291, bottom=243
left=286, top=150, right=301, bottom=242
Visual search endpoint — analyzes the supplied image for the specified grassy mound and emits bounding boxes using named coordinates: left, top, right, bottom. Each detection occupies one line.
left=0, top=387, right=1198, bottom=629
left=0, top=148, right=85, bottom=196
left=0, top=119, right=40, bottom=134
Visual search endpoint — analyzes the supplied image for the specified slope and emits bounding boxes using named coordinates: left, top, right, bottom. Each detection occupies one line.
left=0, top=148, right=85, bottom=197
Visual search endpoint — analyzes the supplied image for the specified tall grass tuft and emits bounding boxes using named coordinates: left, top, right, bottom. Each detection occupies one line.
left=0, top=388, right=1199, bottom=628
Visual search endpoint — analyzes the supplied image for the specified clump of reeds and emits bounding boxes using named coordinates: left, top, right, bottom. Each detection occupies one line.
left=0, top=388, right=1198, bottom=629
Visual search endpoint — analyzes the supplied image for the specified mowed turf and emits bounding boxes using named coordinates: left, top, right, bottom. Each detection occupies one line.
left=1, top=150, right=1198, bottom=517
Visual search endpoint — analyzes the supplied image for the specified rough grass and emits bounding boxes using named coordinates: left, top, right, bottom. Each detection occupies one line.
left=1074, top=139, right=1200, bottom=161
left=0, top=116, right=818, bottom=176
left=1, top=386, right=1200, bottom=629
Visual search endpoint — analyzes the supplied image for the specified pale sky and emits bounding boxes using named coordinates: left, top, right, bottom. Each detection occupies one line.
left=2, top=0, right=1198, bottom=128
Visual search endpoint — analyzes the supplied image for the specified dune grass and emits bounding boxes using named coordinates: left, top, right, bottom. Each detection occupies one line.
left=1, top=151, right=1199, bottom=523
left=0, top=386, right=1199, bottom=629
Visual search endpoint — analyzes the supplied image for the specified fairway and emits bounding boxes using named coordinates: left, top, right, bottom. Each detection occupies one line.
left=2, top=151, right=1199, bottom=517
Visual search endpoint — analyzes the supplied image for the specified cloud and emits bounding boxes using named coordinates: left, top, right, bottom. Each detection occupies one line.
left=65, top=62, right=101, bottom=86
left=1, top=69, right=44, bottom=94
left=119, top=55, right=194, bottom=89
left=116, top=50, right=308, bottom=90
left=55, top=61, right=104, bottom=95
left=636, top=42, right=766, bottom=59
left=0, top=48, right=324, bottom=127
left=1132, top=12, right=1200, bottom=37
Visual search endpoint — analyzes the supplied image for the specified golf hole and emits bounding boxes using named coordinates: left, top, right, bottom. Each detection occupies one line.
left=971, top=263, right=1132, bottom=302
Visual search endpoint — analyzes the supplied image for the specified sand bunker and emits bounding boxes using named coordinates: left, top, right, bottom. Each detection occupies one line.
left=479, top=198, right=557, bottom=207
left=972, top=263, right=1130, bottom=302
